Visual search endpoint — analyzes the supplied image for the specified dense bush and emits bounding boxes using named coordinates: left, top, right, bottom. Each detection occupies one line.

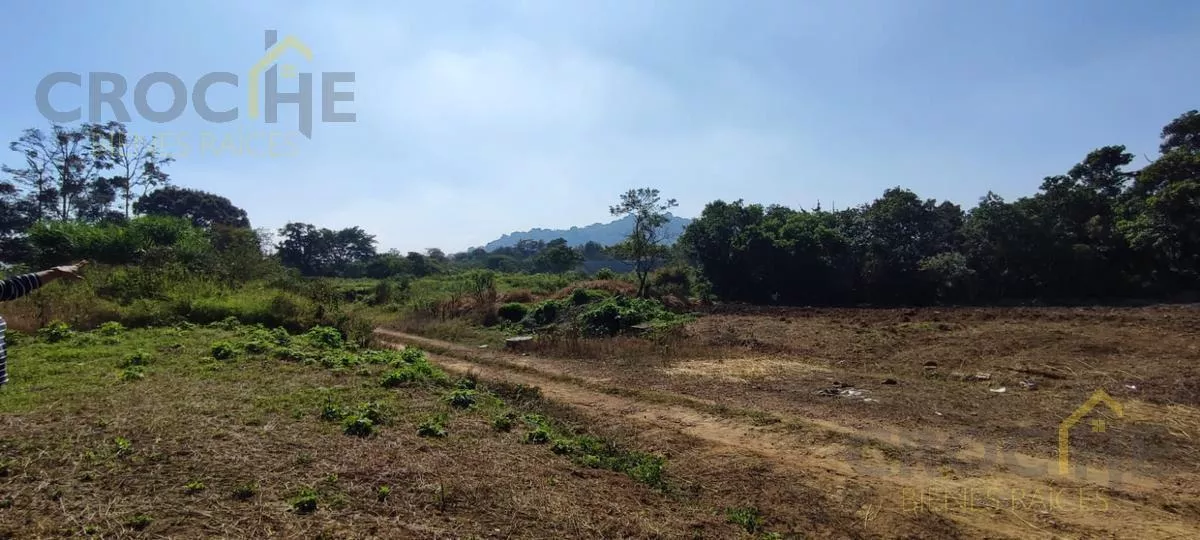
left=523, top=299, right=564, bottom=327
left=496, top=302, right=529, bottom=323
left=575, top=296, right=677, bottom=336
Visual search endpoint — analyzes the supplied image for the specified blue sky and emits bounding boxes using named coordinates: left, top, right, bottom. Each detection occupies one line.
left=2, top=1, right=1198, bottom=253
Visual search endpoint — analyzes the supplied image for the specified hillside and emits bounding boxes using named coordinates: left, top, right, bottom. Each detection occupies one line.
left=482, top=214, right=692, bottom=251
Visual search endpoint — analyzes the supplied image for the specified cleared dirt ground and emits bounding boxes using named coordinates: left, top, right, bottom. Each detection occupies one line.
left=379, top=304, right=1200, bottom=539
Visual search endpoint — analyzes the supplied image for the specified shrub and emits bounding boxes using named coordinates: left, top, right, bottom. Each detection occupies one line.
left=120, top=366, right=146, bottom=381
left=397, top=347, right=426, bottom=364
left=523, top=428, right=552, bottom=444
left=380, top=360, right=446, bottom=387
left=320, top=400, right=344, bottom=421
left=595, top=268, right=617, bottom=280
left=303, top=326, right=344, bottom=349
left=120, top=351, right=152, bottom=368
left=37, top=321, right=73, bottom=343
left=96, top=321, right=126, bottom=336
left=576, top=296, right=676, bottom=336
left=496, top=302, right=529, bottom=323
left=523, top=299, right=564, bottom=327
left=244, top=340, right=271, bottom=354
left=289, top=488, right=319, bottom=514
left=492, top=412, right=517, bottom=432
left=359, top=349, right=401, bottom=365
left=342, top=415, right=376, bottom=437
left=417, top=414, right=448, bottom=438
left=444, top=389, right=477, bottom=409
left=269, top=327, right=292, bottom=346
left=210, top=341, right=237, bottom=360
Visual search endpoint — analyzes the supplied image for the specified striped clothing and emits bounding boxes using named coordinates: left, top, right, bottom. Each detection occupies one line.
left=0, top=273, right=44, bottom=386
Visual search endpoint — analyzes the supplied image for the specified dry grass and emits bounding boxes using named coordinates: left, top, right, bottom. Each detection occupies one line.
left=397, top=304, right=1200, bottom=532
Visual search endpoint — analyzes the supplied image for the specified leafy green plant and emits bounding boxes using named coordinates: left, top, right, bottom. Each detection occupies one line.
left=113, top=436, right=133, bottom=457
left=444, top=389, right=477, bottom=409
left=417, top=414, right=448, bottom=438
left=492, top=412, right=516, bottom=432
left=376, top=485, right=391, bottom=502
left=270, top=327, right=291, bottom=346
left=120, top=366, right=146, bottom=381
left=289, top=488, right=319, bottom=514
left=210, top=341, right=237, bottom=360
left=243, top=340, right=271, bottom=354
left=184, top=480, right=205, bottom=493
left=522, top=299, right=564, bottom=327
left=342, top=415, right=376, bottom=437
left=303, top=326, right=344, bottom=349
left=454, top=375, right=478, bottom=393
left=576, top=296, right=679, bottom=336
left=381, top=359, right=446, bottom=387
left=37, top=321, right=73, bottom=343
left=124, top=514, right=153, bottom=531
left=320, top=400, right=345, bottom=421
left=119, top=351, right=152, bottom=368
left=96, top=321, right=126, bottom=336
left=397, top=347, right=426, bottom=364
left=231, top=482, right=258, bottom=500
left=211, top=316, right=241, bottom=330
left=523, top=428, right=551, bottom=444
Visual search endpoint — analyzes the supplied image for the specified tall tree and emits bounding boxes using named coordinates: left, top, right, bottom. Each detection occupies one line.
left=610, top=188, right=678, bottom=297
left=2, top=124, right=115, bottom=221
left=92, top=122, right=173, bottom=218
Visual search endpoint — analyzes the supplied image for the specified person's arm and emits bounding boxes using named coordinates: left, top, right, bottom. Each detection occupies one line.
left=0, top=261, right=88, bottom=302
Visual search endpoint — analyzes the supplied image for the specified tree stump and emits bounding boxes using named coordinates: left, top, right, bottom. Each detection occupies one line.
left=505, top=335, right=534, bottom=351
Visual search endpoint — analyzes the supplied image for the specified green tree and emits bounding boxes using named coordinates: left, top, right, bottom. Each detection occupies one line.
left=1121, top=111, right=1200, bottom=287
left=531, top=238, right=583, bottom=273
left=609, top=188, right=678, bottom=298
left=134, top=186, right=250, bottom=229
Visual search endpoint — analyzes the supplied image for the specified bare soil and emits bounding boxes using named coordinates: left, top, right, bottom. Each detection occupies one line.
left=377, top=304, right=1200, bottom=539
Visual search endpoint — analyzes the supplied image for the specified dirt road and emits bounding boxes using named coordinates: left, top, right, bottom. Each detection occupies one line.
left=374, top=328, right=1200, bottom=539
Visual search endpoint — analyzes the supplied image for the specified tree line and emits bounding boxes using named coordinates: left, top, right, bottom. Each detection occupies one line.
left=679, top=110, right=1200, bottom=305
left=4, top=110, right=1198, bottom=307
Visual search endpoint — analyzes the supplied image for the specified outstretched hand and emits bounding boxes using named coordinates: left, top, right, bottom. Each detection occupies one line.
left=49, top=260, right=89, bottom=281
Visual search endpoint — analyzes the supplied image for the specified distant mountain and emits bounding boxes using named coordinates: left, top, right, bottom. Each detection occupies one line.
left=482, top=214, right=693, bottom=251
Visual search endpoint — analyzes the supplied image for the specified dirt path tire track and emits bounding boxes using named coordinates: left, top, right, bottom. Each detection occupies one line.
left=374, top=329, right=1200, bottom=540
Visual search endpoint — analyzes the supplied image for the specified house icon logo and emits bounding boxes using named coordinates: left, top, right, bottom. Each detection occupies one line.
left=1057, top=388, right=1123, bottom=476
left=247, top=30, right=314, bottom=122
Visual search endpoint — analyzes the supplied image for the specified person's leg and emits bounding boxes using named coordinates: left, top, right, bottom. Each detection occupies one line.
left=0, top=316, right=8, bottom=386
